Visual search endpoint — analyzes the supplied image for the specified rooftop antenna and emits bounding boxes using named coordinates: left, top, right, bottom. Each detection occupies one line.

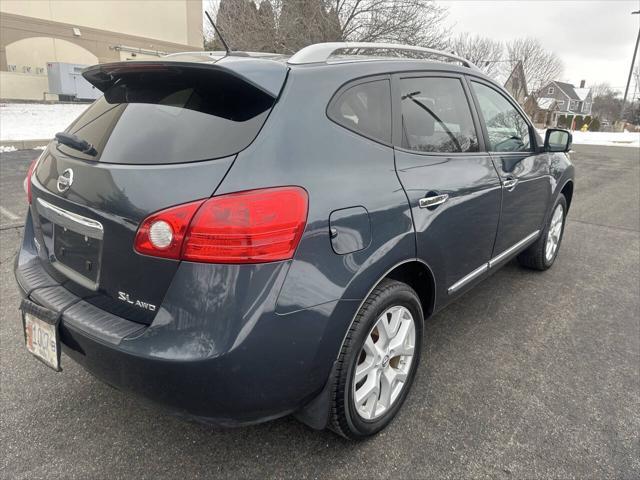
left=205, top=11, right=230, bottom=55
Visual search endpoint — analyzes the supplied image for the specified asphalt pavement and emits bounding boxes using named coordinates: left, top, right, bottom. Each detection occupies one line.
left=1, top=145, right=638, bottom=479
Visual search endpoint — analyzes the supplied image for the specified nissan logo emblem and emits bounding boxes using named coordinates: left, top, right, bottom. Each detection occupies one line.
left=57, top=168, right=74, bottom=193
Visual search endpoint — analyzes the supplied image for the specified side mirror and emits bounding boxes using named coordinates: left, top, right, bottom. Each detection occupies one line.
left=544, top=129, right=572, bottom=153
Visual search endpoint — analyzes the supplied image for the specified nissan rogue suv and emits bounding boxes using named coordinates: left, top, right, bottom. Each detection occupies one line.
left=15, top=42, right=574, bottom=439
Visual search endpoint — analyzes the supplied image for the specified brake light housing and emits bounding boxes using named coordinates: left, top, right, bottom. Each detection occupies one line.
left=24, top=156, right=41, bottom=204
left=134, top=187, right=308, bottom=264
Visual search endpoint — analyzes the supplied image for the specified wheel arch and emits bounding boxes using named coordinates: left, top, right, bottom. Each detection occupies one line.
left=384, top=260, right=437, bottom=319
left=560, top=179, right=574, bottom=212
left=294, top=258, right=436, bottom=430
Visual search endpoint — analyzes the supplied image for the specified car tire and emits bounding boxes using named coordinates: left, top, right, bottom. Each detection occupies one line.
left=329, top=279, right=423, bottom=439
left=518, top=194, right=568, bottom=271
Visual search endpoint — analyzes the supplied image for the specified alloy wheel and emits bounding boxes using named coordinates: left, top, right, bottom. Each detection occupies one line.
left=352, top=305, right=416, bottom=420
left=545, top=203, right=564, bottom=262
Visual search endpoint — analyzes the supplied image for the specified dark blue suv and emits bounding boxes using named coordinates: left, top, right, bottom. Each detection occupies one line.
left=15, top=42, right=574, bottom=439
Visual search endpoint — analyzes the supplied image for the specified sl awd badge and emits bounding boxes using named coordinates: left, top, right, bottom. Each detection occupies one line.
left=118, top=291, right=156, bottom=312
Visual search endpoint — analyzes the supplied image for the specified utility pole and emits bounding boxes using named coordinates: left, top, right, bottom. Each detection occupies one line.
left=620, top=10, right=640, bottom=121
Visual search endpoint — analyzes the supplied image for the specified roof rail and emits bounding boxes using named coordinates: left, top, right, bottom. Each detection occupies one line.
left=288, top=42, right=479, bottom=70
left=164, top=51, right=283, bottom=59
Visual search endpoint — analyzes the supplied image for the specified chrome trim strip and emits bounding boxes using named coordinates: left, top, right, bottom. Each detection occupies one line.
left=447, top=230, right=541, bottom=295
left=488, top=230, right=540, bottom=268
left=36, top=198, right=104, bottom=240
left=447, top=263, right=489, bottom=294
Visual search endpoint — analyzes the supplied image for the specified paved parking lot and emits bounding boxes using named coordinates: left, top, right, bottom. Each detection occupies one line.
left=1, top=145, right=638, bottom=479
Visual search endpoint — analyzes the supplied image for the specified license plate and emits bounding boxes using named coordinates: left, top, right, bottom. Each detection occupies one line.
left=24, top=312, right=61, bottom=371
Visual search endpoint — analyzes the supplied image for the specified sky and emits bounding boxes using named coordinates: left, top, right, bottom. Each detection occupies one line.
left=444, top=0, right=640, bottom=94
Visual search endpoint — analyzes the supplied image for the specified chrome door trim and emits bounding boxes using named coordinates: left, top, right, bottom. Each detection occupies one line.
left=419, top=194, right=449, bottom=209
left=488, top=230, right=540, bottom=268
left=447, top=263, right=489, bottom=294
left=36, top=198, right=104, bottom=240
left=447, top=230, right=541, bottom=295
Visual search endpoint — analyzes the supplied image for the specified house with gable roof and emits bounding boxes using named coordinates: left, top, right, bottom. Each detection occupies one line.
left=504, top=61, right=528, bottom=105
left=528, top=80, right=593, bottom=128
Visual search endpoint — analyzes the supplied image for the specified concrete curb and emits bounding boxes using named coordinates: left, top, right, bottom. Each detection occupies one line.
left=0, top=139, right=50, bottom=150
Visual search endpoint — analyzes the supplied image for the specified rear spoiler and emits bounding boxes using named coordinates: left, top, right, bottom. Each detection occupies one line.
left=82, top=57, right=288, bottom=98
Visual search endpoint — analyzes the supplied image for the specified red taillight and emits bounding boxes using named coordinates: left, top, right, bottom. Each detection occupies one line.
left=24, top=157, right=40, bottom=204
left=134, top=200, right=204, bottom=259
left=134, top=187, right=308, bottom=264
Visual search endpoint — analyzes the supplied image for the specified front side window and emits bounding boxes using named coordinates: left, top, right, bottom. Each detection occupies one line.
left=471, top=82, right=531, bottom=152
left=328, top=79, right=391, bottom=144
left=399, top=77, right=479, bottom=153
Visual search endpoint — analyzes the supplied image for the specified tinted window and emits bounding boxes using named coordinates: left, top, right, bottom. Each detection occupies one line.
left=329, top=80, right=391, bottom=144
left=59, top=68, right=275, bottom=164
left=400, top=77, right=478, bottom=153
left=471, top=82, right=531, bottom=152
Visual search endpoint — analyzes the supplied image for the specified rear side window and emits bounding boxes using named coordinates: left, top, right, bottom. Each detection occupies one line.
left=400, top=77, right=479, bottom=153
left=328, top=80, right=391, bottom=144
left=470, top=81, right=532, bottom=152
left=60, top=67, right=275, bottom=164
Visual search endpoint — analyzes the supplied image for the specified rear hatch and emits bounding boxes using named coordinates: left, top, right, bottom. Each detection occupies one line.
left=29, top=60, right=285, bottom=324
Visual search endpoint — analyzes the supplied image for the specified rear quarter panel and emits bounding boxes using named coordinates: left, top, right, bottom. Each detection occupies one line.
left=214, top=65, right=416, bottom=361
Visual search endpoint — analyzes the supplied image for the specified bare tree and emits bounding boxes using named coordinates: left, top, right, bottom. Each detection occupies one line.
left=332, top=0, right=449, bottom=48
left=214, top=0, right=259, bottom=51
left=591, top=83, right=622, bottom=122
left=590, top=82, right=616, bottom=99
left=503, top=37, right=563, bottom=93
left=450, top=33, right=503, bottom=77
left=256, top=1, right=278, bottom=52
left=203, top=0, right=450, bottom=54
left=278, top=0, right=334, bottom=53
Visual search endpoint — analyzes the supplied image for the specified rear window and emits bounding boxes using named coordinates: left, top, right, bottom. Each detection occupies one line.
left=328, top=79, right=392, bottom=144
left=59, top=68, right=275, bottom=164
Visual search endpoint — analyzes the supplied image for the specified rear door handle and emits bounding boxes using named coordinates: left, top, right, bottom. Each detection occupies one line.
left=419, top=193, right=449, bottom=209
left=503, top=178, right=518, bottom=191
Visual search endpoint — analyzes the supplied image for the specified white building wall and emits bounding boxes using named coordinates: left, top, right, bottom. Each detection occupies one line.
left=0, top=0, right=202, bottom=47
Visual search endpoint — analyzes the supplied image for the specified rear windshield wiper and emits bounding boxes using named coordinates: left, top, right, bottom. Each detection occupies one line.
left=55, top=132, right=98, bottom=156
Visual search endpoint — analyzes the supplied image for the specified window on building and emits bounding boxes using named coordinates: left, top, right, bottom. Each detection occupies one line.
left=548, top=86, right=555, bottom=94
left=399, top=77, right=479, bottom=153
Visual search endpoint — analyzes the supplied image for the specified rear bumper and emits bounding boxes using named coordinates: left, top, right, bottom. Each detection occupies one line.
left=14, top=220, right=356, bottom=426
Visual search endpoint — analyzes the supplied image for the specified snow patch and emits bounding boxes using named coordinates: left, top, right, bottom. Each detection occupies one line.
left=538, top=129, right=639, bottom=148
left=0, top=145, right=17, bottom=153
left=571, top=130, right=639, bottom=147
left=0, top=102, right=89, bottom=141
